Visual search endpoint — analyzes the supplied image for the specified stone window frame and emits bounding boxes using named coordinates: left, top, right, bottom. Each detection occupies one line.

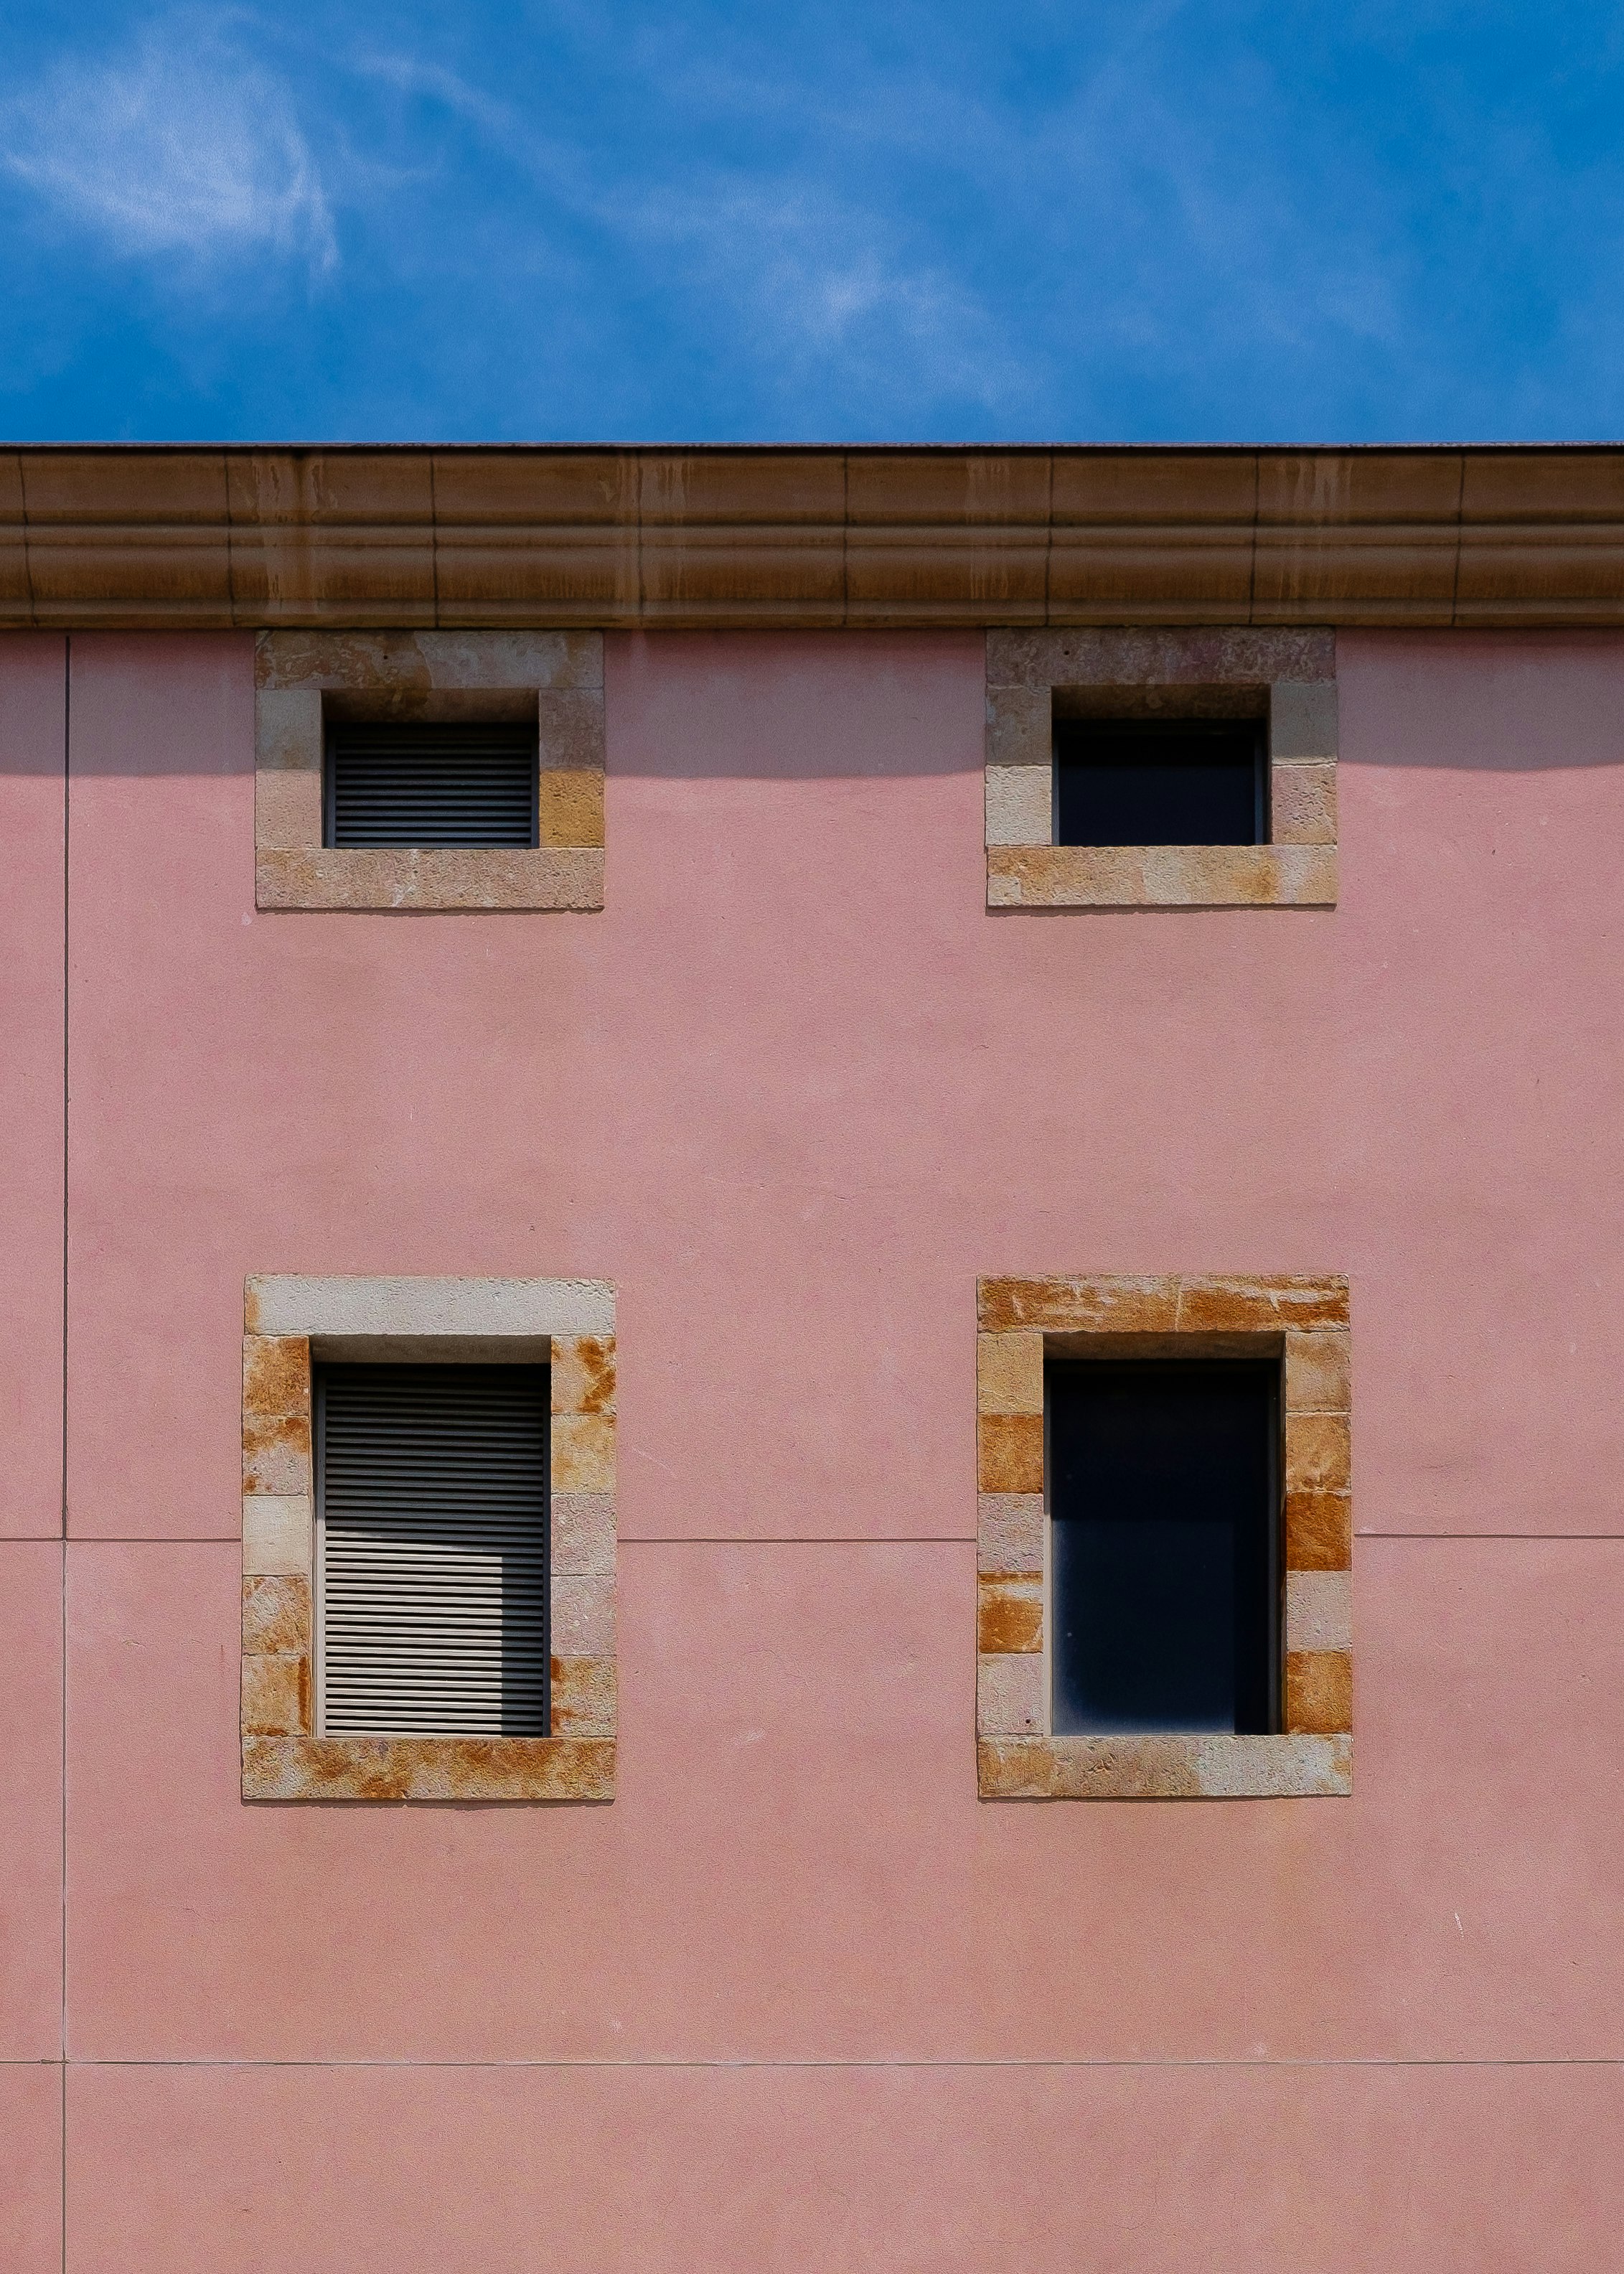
left=984, top=629, right=1338, bottom=909
left=240, top=1274, right=616, bottom=1802
left=254, top=631, right=605, bottom=912
left=976, top=1273, right=1351, bottom=1800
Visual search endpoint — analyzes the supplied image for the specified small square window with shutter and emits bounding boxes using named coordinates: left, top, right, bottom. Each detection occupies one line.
left=315, top=1363, right=550, bottom=1737
left=324, top=722, right=540, bottom=848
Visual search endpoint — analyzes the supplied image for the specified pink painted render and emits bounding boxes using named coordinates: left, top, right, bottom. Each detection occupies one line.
left=4, top=624, right=1624, bottom=2263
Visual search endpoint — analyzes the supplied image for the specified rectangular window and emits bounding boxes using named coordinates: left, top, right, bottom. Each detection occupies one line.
left=1048, top=1360, right=1280, bottom=1736
left=1053, top=718, right=1267, bottom=847
left=315, top=1362, right=550, bottom=1736
left=324, top=721, right=540, bottom=848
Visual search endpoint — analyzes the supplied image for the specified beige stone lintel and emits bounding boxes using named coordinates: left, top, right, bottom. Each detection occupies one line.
left=256, top=630, right=603, bottom=693
left=245, top=1275, right=615, bottom=1339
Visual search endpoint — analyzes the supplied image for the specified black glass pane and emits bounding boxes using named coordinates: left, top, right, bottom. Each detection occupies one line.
left=1049, top=1362, right=1278, bottom=1735
left=1054, top=719, right=1264, bottom=846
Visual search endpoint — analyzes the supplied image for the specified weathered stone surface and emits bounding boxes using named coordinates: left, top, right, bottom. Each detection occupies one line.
left=977, top=1732, right=1351, bottom=1800
left=984, top=682, right=1051, bottom=772
left=1286, top=1487, right=1353, bottom=1571
left=242, top=1494, right=311, bottom=1576
left=537, top=769, right=606, bottom=848
left=550, top=1489, right=616, bottom=1576
left=977, top=1493, right=1044, bottom=1575
left=979, top=1276, right=1180, bottom=1334
left=1286, top=1411, right=1352, bottom=1492
left=987, top=627, right=1336, bottom=691
left=1269, top=759, right=1338, bottom=844
left=976, top=1330, right=1043, bottom=1415
left=255, top=763, right=324, bottom=849
left=985, top=764, right=1051, bottom=847
left=241, top=1573, right=311, bottom=1655
left=977, top=1575, right=1043, bottom=1653
left=1285, top=1569, right=1352, bottom=1652
left=977, top=1412, right=1044, bottom=1494
left=246, top=1276, right=614, bottom=1338
left=550, top=1575, right=616, bottom=1656
left=535, top=688, right=608, bottom=765
left=242, top=1733, right=616, bottom=1802
left=242, top=1410, right=311, bottom=1496
left=1285, top=1649, right=1353, bottom=1734
left=253, top=686, right=321, bottom=768
left=550, top=1654, right=616, bottom=1735
left=255, top=845, right=605, bottom=912
left=1285, top=1327, right=1351, bottom=1412
left=550, top=1335, right=616, bottom=1416
left=241, top=1652, right=309, bottom=1736
left=1178, top=1276, right=1349, bottom=1332
left=976, top=1652, right=1043, bottom=1736
left=987, top=843, right=1337, bottom=908
left=243, top=1336, right=311, bottom=1418
left=1269, top=678, right=1340, bottom=759
left=256, top=629, right=602, bottom=692
left=551, top=1413, right=616, bottom=1493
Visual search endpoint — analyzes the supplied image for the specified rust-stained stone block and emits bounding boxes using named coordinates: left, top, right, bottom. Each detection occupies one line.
left=1285, top=1328, right=1351, bottom=1412
left=980, top=1276, right=1181, bottom=1334
left=1178, top=1276, right=1348, bottom=1332
left=551, top=1336, right=616, bottom=1416
left=550, top=1489, right=616, bottom=1576
left=977, top=1733, right=1351, bottom=1800
left=551, top=1654, right=616, bottom=1735
left=242, top=1410, right=312, bottom=1496
left=243, top=1494, right=311, bottom=1577
left=550, top=1575, right=616, bottom=1657
left=255, top=846, right=605, bottom=913
left=242, top=1574, right=311, bottom=1656
left=1269, top=761, right=1338, bottom=845
left=977, top=1652, right=1043, bottom=1736
left=242, top=1652, right=310, bottom=1736
left=242, top=1734, right=615, bottom=1802
left=988, top=843, right=1338, bottom=909
left=977, top=1493, right=1044, bottom=1575
left=1287, top=1488, right=1352, bottom=1571
left=977, top=1575, right=1043, bottom=1654
left=977, top=1330, right=1044, bottom=1415
left=1286, top=1649, right=1353, bottom=1735
left=537, top=770, right=605, bottom=848
left=243, top=1336, right=311, bottom=1418
left=1286, top=1411, right=1352, bottom=1493
left=977, top=1412, right=1044, bottom=1494
left=551, top=1412, right=616, bottom=1493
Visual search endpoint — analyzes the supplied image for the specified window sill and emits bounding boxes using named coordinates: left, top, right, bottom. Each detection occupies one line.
left=986, top=843, right=1337, bottom=909
left=977, top=1733, right=1351, bottom=1800
left=255, top=845, right=604, bottom=912
left=243, top=1733, right=615, bottom=1802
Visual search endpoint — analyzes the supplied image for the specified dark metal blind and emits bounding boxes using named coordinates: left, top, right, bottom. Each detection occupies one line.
left=324, top=722, right=539, bottom=847
left=316, top=1364, right=550, bottom=1736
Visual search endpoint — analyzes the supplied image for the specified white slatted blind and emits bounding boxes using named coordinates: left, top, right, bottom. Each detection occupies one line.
left=316, top=1364, right=550, bottom=1736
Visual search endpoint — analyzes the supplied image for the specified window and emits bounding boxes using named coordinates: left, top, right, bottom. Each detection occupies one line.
left=1053, top=719, right=1266, bottom=848
left=316, top=1363, right=550, bottom=1736
left=324, top=723, right=540, bottom=850
left=985, top=629, right=1338, bottom=909
left=240, top=1273, right=617, bottom=1802
left=1048, top=1360, right=1279, bottom=1736
left=976, top=1273, right=1351, bottom=1800
left=254, top=631, right=606, bottom=912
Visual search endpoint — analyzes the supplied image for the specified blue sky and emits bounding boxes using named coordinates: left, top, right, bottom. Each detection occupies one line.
left=1, top=1, right=1622, bottom=443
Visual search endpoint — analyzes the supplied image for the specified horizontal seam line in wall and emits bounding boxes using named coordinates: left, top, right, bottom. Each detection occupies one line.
left=24, top=2056, right=1624, bottom=2072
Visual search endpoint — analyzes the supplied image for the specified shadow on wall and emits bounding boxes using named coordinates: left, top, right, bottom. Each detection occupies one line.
left=1337, top=632, right=1624, bottom=769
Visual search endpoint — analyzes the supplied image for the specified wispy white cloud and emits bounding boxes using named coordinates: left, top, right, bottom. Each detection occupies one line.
left=1, top=14, right=335, bottom=272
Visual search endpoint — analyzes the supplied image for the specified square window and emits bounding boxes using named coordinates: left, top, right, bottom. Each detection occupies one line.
left=316, top=1362, right=551, bottom=1736
left=1048, top=1360, right=1279, bottom=1736
left=1053, top=719, right=1266, bottom=848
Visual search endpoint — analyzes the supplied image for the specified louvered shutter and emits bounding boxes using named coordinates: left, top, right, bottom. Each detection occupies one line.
left=316, top=1365, right=550, bottom=1736
left=324, top=722, right=539, bottom=846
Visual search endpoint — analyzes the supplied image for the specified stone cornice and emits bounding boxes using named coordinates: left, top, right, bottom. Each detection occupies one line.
left=4, top=443, right=1624, bottom=630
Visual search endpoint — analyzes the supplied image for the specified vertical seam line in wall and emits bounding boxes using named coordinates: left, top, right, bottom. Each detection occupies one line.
left=60, top=630, right=70, bottom=2274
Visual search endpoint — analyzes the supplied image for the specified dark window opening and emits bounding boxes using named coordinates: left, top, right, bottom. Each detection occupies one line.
left=1048, top=1360, right=1280, bottom=1736
left=1053, top=718, right=1266, bottom=846
left=316, top=1362, right=550, bottom=1736
left=324, top=721, right=539, bottom=848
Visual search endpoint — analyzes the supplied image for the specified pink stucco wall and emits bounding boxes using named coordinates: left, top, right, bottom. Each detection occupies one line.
left=4, top=626, right=1623, bottom=2268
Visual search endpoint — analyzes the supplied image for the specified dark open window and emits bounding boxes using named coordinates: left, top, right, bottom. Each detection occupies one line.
left=316, top=1363, right=550, bottom=1736
left=1048, top=1360, right=1280, bottom=1735
left=324, top=721, right=539, bottom=848
left=1053, top=718, right=1266, bottom=846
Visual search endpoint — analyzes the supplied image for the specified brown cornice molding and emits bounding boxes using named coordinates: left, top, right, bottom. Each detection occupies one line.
left=4, top=443, right=1624, bottom=630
